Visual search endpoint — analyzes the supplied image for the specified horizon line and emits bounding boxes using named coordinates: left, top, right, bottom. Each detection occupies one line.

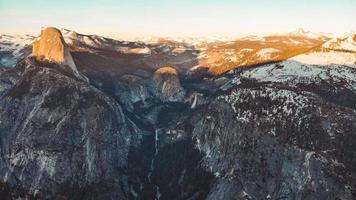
left=1, top=26, right=354, bottom=41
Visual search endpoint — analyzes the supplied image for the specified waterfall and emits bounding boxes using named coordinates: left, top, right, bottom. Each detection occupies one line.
left=191, top=93, right=198, bottom=109
left=147, top=129, right=162, bottom=200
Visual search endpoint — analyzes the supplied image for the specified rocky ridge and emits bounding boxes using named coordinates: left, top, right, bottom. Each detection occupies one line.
left=0, top=27, right=355, bottom=199
left=0, top=34, right=34, bottom=68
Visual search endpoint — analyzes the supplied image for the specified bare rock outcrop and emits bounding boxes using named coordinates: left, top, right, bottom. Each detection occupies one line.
left=0, top=58, right=139, bottom=199
left=152, top=66, right=185, bottom=102
left=114, top=74, right=152, bottom=111
left=32, top=27, right=87, bottom=81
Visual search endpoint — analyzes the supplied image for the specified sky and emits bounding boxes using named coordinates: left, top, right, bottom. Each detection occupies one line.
left=1, top=0, right=356, bottom=39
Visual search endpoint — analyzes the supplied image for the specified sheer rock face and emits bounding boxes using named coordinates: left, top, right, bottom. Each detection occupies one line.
left=114, top=74, right=152, bottom=112
left=32, top=27, right=87, bottom=82
left=152, top=66, right=185, bottom=102
left=0, top=59, right=140, bottom=199
left=191, top=89, right=356, bottom=200
left=187, top=61, right=356, bottom=200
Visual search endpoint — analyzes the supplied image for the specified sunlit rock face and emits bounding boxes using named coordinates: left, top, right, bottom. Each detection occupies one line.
left=32, top=27, right=74, bottom=67
left=152, top=66, right=185, bottom=102
left=32, top=27, right=87, bottom=81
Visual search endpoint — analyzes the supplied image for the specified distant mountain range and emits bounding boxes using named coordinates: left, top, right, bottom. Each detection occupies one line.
left=0, top=27, right=355, bottom=200
left=1, top=28, right=355, bottom=74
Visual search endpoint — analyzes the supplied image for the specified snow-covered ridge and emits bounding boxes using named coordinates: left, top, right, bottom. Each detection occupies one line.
left=235, top=58, right=356, bottom=92
left=0, top=34, right=35, bottom=54
left=292, top=51, right=356, bottom=65
left=0, top=34, right=35, bottom=67
left=141, top=36, right=236, bottom=46
left=61, top=28, right=108, bottom=48
left=290, top=33, right=356, bottom=65
left=221, top=34, right=356, bottom=92
left=241, top=28, right=333, bottom=41
left=322, top=33, right=356, bottom=52
left=60, top=28, right=151, bottom=54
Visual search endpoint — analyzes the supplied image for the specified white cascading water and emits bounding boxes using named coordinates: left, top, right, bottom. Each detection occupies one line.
left=147, top=129, right=162, bottom=200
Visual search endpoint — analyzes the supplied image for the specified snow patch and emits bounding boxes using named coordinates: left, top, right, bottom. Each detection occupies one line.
left=256, top=48, right=280, bottom=59
left=0, top=34, right=35, bottom=67
left=292, top=51, right=356, bottom=65
left=237, top=55, right=356, bottom=91
left=323, top=33, right=356, bottom=52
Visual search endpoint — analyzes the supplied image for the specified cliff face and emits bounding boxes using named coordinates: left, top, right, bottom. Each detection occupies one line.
left=0, top=58, right=142, bottom=199
left=152, top=66, right=185, bottom=102
left=191, top=88, right=355, bottom=199
left=32, top=27, right=87, bottom=82
left=32, top=27, right=67, bottom=63
left=0, top=28, right=355, bottom=200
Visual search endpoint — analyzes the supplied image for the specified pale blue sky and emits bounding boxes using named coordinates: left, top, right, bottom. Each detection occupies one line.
left=1, top=0, right=355, bottom=38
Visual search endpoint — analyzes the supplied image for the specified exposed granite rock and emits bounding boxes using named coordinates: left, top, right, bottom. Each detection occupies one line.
left=114, top=74, right=153, bottom=112
left=152, top=66, right=185, bottom=102
left=32, top=27, right=87, bottom=82
left=0, top=58, right=141, bottom=199
left=188, top=71, right=356, bottom=200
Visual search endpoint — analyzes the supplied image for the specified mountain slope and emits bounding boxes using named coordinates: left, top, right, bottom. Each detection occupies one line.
left=0, top=34, right=34, bottom=68
left=186, top=42, right=356, bottom=199
left=0, top=28, right=355, bottom=199
left=193, top=30, right=329, bottom=76
left=0, top=29, right=144, bottom=199
left=322, top=33, right=356, bottom=52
